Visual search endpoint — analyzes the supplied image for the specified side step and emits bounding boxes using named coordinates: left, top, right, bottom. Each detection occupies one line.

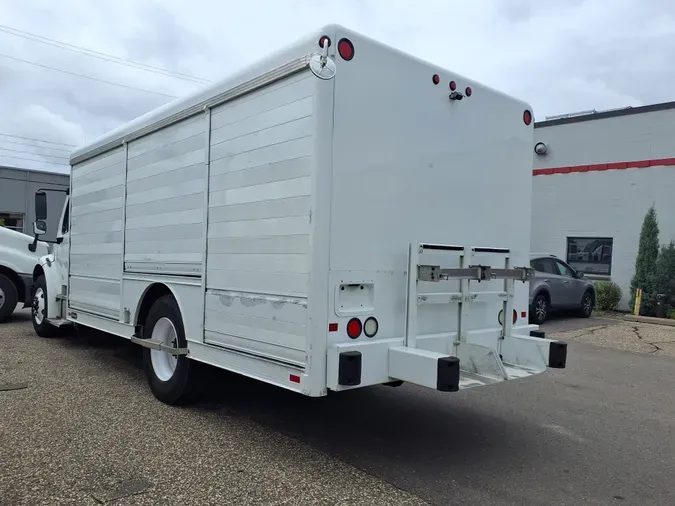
left=46, top=317, right=74, bottom=328
left=130, top=335, right=188, bottom=356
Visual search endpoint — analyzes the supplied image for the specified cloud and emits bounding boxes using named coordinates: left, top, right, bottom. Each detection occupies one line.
left=1, top=0, right=674, bottom=172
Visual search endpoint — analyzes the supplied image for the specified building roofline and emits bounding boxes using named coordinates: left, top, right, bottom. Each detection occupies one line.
left=535, top=100, right=675, bottom=128
left=0, top=165, right=69, bottom=180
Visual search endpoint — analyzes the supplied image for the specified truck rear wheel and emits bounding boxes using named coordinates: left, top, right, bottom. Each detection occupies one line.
left=32, top=275, right=59, bottom=337
left=0, top=273, right=19, bottom=322
left=142, top=295, right=196, bottom=405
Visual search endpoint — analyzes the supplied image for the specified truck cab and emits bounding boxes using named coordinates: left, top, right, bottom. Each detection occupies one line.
left=26, top=190, right=71, bottom=335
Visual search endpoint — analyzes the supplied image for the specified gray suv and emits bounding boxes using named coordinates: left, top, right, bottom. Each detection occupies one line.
left=529, top=254, right=595, bottom=325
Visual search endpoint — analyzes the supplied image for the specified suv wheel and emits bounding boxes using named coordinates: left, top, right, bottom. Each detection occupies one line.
left=530, top=293, right=549, bottom=325
left=579, top=290, right=594, bottom=318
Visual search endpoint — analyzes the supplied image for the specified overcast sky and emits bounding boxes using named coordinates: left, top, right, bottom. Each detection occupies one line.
left=0, top=0, right=673, bottom=174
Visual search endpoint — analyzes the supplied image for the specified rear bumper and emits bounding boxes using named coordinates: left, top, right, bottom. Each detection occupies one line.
left=326, top=331, right=566, bottom=392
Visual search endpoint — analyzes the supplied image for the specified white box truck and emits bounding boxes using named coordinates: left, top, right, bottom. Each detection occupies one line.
left=26, top=25, right=566, bottom=405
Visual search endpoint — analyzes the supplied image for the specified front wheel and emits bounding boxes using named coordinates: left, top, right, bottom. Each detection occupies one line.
left=32, top=275, right=59, bottom=337
left=579, top=290, right=594, bottom=318
left=530, top=294, right=549, bottom=325
left=142, top=295, right=197, bottom=405
left=0, top=273, right=19, bottom=323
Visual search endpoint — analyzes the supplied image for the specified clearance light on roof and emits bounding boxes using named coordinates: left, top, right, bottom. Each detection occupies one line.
left=449, top=81, right=457, bottom=91
left=338, top=38, right=354, bottom=61
left=318, top=35, right=331, bottom=48
left=465, top=87, right=472, bottom=97
left=523, top=110, right=533, bottom=126
left=432, top=74, right=440, bottom=85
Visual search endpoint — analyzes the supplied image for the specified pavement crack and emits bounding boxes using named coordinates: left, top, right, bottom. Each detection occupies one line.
left=631, top=326, right=644, bottom=341
left=631, top=325, right=661, bottom=353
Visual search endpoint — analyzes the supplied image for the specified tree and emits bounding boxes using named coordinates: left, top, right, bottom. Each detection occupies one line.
left=655, top=241, right=675, bottom=311
left=630, top=206, right=660, bottom=315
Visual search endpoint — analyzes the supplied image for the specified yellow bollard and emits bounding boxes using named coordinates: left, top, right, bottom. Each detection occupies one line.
left=633, top=288, right=643, bottom=316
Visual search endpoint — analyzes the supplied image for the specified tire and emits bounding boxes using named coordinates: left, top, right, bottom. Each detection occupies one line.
left=142, top=295, right=197, bottom=405
left=579, top=290, right=594, bottom=318
left=31, top=275, right=59, bottom=337
left=0, top=273, right=19, bottom=323
left=530, top=293, right=549, bottom=325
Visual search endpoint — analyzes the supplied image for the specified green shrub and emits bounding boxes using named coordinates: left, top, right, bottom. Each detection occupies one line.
left=655, top=241, right=675, bottom=296
left=595, top=281, right=622, bottom=311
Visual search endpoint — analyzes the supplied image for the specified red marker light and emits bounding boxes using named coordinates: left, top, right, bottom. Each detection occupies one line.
left=523, top=109, right=532, bottom=126
left=465, top=87, right=472, bottom=97
left=432, top=74, right=440, bottom=85
left=449, top=81, right=457, bottom=91
left=328, top=322, right=338, bottom=332
left=318, top=36, right=331, bottom=48
left=338, top=38, right=354, bottom=61
left=290, top=374, right=301, bottom=384
left=346, top=318, right=362, bottom=339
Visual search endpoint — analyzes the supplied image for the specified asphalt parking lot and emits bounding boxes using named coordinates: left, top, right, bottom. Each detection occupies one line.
left=2, top=310, right=675, bottom=506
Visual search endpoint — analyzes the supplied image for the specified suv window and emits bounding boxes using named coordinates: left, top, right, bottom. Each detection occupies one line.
left=531, top=258, right=557, bottom=274
left=555, top=260, right=575, bottom=278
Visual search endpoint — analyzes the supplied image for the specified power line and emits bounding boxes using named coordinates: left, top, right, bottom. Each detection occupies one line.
left=0, top=154, right=68, bottom=166
left=0, top=24, right=211, bottom=84
left=0, top=52, right=178, bottom=98
left=0, top=147, right=69, bottom=160
left=0, top=138, right=72, bottom=153
left=0, top=132, right=76, bottom=147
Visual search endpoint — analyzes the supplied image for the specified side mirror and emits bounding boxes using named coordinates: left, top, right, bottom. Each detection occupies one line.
left=35, top=191, right=48, bottom=221
left=576, top=271, right=585, bottom=279
left=28, top=220, right=46, bottom=253
left=33, top=220, right=47, bottom=236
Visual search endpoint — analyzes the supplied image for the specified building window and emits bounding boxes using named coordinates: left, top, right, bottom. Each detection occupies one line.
left=567, top=237, right=613, bottom=276
left=0, top=212, right=24, bottom=233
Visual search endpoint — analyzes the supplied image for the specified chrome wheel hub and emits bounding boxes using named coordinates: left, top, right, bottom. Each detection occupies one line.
left=33, top=287, right=45, bottom=325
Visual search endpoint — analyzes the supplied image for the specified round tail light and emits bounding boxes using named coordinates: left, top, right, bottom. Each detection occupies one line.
left=364, top=317, right=379, bottom=338
left=347, top=318, right=362, bottom=339
left=432, top=74, right=440, bottom=85
left=523, top=109, right=532, bottom=126
left=337, top=38, right=354, bottom=61
left=498, top=309, right=518, bottom=325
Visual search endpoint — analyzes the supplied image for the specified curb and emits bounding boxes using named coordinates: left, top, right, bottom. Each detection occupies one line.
left=623, top=315, right=675, bottom=327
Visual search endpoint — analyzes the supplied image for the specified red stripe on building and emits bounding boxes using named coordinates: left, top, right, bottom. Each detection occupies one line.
left=534, top=157, right=675, bottom=175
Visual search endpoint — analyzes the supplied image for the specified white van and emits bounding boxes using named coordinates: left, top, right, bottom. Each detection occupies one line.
left=26, top=25, right=567, bottom=405
left=0, top=226, right=48, bottom=322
